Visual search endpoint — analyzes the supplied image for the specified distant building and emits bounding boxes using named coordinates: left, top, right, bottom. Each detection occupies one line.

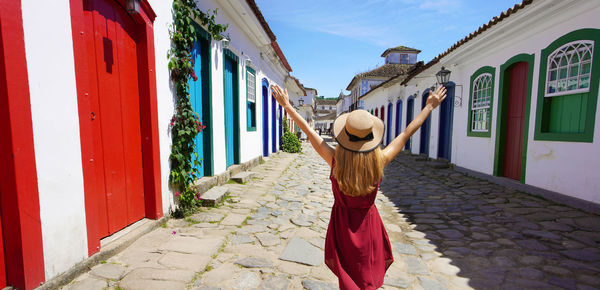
left=336, top=90, right=351, bottom=116
left=314, top=98, right=337, bottom=134
left=346, top=46, right=420, bottom=111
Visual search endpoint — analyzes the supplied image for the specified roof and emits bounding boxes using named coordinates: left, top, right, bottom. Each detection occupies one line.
left=345, top=63, right=414, bottom=90
left=245, top=0, right=292, bottom=72
left=304, top=87, right=318, bottom=95
left=381, top=45, right=421, bottom=57
left=315, top=99, right=337, bottom=105
left=289, top=76, right=306, bottom=95
left=400, top=0, right=533, bottom=86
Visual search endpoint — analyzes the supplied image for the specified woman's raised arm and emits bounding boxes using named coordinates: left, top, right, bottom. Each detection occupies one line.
left=271, top=85, right=335, bottom=167
left=383, top=86, right=447, bottom=165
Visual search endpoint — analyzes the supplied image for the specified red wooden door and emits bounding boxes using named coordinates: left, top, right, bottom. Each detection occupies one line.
left=502, top=62, right=528, bottom=180
left=84, top=0, right=145, bottom=236
left=0, top=200, right=6, bottom=288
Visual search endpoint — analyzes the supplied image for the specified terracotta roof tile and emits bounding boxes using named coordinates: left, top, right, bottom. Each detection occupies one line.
left=400, top=0, right=533, bottom=85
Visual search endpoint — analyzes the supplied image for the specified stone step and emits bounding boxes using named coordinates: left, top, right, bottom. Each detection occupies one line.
left=230, top=171, right=256, bottom=184
left=200, top=186, right=229, bottom=207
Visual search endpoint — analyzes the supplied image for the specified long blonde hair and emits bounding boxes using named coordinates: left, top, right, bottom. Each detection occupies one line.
left=333, top=146, right=384, bottom=197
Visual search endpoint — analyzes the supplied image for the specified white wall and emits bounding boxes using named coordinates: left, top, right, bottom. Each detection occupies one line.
left=402, top=0, right=600, bottom=204
left=22, top=0, right=88, bottom=279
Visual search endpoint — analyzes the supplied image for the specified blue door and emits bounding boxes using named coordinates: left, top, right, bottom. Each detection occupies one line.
left=420, top=90, right=431, bottom=155
left=395, top=99, right=402, bottom=137
left=262, top=79, right=269, bottom=157
left=386, top=102, right=393, bottom=145
left=189, top=36, right=212, bottom=176
left=223, top=53, right=239, bottom=167
left=278, top=105, right=282, bottom=150
left=437, top=82, right=455, bottom=161
left=271, top=95, right=276, bottom=153
left=405, top=97, right=414, bottom=150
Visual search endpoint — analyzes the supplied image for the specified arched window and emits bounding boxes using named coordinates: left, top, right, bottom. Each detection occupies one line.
left=468, top=66, right=495, bottom=137
left=471, top=74, right=493, bottom=132
left=546, top=40, right=593, bottom=97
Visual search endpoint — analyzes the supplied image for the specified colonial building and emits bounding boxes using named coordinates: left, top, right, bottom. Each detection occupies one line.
left=313, top=98, right=337, bottom=134
left=360, top=0, right=600, bottom=207
left=346, top=46, right=420, bottom=111
left=0, top=0, right=298, bottom=289
left=336, top=90, right=351, bottom=116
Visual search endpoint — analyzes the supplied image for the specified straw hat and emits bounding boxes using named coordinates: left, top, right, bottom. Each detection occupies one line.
left=333, top=110, right=384, bottom=153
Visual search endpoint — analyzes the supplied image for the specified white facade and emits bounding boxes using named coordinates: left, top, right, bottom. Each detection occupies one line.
left=361, top=0, right=600, bottom=205
left=12, top=0, right=293, bottom=283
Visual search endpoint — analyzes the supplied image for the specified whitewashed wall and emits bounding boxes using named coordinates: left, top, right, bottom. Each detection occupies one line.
left=402, top=0, right=600, bottom=204
left=196, top=0, right=287, bottom=173
left=22, top=0, right=89, bottom=279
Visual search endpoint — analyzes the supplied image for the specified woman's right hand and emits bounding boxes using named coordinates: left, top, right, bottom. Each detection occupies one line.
left=426, top=85, right=447, bottom=109
left=271, top=85, right=291, bottom=108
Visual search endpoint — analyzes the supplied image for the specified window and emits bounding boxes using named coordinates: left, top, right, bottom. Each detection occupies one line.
left=246, top=67, right=256, bottom=131
left=400, top=54, right=408, bottom=64
left=535, top=29, right=599, bottom=142
left=546, top=40, right=593, bottom=97
left=299, top=99, right=304, bottom=105
left=467, top=66, right=495, bottom=137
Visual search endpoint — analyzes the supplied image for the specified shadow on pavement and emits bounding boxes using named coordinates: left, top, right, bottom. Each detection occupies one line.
left=379, top=152, right=600, bottom=289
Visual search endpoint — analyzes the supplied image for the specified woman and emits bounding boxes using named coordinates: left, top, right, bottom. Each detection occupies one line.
left=271, top=85, right=447, bottom=289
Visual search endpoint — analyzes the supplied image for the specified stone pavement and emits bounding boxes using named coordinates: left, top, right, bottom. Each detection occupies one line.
left=62, top=141, right=600, bottom=290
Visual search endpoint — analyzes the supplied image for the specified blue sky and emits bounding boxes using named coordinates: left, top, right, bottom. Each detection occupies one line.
left=255, top=0, right=522, bottom=98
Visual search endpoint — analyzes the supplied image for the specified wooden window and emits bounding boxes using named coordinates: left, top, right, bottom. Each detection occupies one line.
left=246, top=67, right=256, bottom=131
left=535, top=29, right=600, bottom=142
left=400, top=54, right=408, bottom=64
left=468, top=66, right=495, bottom=137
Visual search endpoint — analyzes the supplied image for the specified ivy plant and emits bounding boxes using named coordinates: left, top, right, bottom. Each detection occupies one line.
left=168, top=0, right=227, bottom=215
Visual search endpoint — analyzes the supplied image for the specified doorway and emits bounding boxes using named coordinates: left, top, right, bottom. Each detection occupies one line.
left=420, top=89, right=431, bottom=155
left=437, top=82, right=455, bottom=161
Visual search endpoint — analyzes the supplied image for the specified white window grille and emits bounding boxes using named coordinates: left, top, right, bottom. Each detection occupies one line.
left=546, top=40, right=594, bottom=97
left=471, top=73, right=493, bottom=132
left=247, top=70, right=255, bottom=103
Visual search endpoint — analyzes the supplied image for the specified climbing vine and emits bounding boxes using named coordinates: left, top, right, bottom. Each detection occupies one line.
left=168, top=0, right=228, bottom=214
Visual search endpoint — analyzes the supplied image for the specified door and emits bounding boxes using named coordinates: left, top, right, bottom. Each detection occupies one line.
left=262, top=79, right=269, bottom=157
left=502, top=62, right=528, bottom=180
left=405, top=98, right=414, bottom=150
left=278, top=105, right=282, bottom=150
left=437, top=82, right=455, bottom=161
left=0, top=200, right=5, bottom=288
left=386, top=102, right=393, bottom=145
left=189, top=35, right=212, bottom=176
left=271, top=95, right=276, bottom=153
left=395, top=99, right=402, bottom=137
left=420, top=90, right=431, bottom=155
left=84, top=0, right=145, bottom=235
left=224, top=54, right=239, bottom=167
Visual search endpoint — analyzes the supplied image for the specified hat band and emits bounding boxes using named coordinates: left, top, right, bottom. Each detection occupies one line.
left=345, top=128, right=374, bottom=142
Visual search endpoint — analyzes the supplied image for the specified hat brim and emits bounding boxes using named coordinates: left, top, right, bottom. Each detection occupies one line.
left=333, top=111, right=384, bottom=153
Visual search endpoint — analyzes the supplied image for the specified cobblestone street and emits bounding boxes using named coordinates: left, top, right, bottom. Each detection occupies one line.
left=64, top=141, right=600, bottom=290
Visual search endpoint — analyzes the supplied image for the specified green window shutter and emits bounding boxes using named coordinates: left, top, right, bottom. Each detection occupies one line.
left=246, top=67, right=257, bottom=131
left=534, top=28, right=600, bottom=142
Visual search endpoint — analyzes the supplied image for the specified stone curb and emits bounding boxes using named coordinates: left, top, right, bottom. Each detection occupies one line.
left=454, top=165, right=600, bottom=215
left=36, top=217, right=167, bottom=290
left=194, top=154, right=273, bottom=195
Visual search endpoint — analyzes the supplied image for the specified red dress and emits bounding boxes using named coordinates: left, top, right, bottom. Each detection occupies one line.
left=325, top=160, right=394, bottom=289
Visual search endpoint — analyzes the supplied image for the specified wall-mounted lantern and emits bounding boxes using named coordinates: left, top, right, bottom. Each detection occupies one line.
left=245, top=58, right=252, bottom=67
left=125, top=0, right=140, bottom=15
left=436, top=66, right=451, bottom=86
left=221, top=36, right=230, bottom=49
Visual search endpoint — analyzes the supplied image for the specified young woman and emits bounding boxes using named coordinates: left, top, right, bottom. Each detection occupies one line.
left=271, top=85, right=447, bottom=289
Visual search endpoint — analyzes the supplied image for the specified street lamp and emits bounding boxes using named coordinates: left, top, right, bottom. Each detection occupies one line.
left=125, top=0, right=140, bottom=15
left=436, top=66, right=451, bottom=85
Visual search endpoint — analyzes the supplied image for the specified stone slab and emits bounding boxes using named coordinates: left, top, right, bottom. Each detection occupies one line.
left=220, top=213, right=247, bottom=226
left=66, top=277, right=108, bottom=290
left=201, top=186, right=229, bottom=206
left=255, top=232, right=281, bottom=247
left=235, top=257, right=273, bottom=268
left=230, top=172, right=257, bottom=184
left=89, top=263, right=127, bottom=280
left=119, top=278, right=187, bottom=290
left=158, top=252, right=211, bottom=272
left=279, top=237, right=323, bottom=266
